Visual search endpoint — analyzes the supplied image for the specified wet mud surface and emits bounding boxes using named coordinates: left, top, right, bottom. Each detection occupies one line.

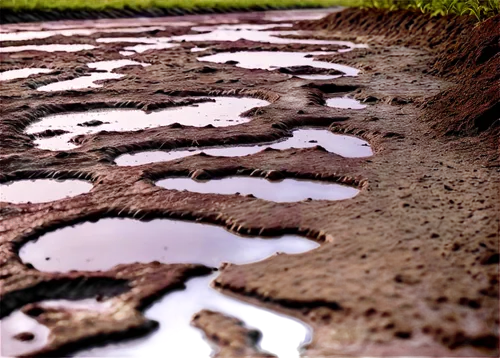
left=0, top=8, right=498, bottom=357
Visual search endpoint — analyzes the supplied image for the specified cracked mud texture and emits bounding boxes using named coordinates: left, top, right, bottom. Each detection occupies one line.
left=0, top=9, right=499, bottom=357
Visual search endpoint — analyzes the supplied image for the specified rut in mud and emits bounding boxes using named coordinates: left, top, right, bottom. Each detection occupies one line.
left=0, top=8, right=498, bottom=358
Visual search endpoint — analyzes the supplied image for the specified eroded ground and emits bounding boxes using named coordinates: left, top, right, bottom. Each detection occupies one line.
left=0, top=9, right=498, bottom=357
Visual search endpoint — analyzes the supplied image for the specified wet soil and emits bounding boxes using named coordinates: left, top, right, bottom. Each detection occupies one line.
left=0, top=9, right=498, bottom=358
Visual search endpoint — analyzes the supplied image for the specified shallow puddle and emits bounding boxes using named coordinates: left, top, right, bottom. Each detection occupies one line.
left=78, top=273, right=312, bottom=358
left=1, top=299, right=112, bottom=357
left=295, top=74, right=341, bottom=80
left=97, top=37, right=178, bottom=53
left=26, top=97, right=269, bottom=151
left=0, top=68, right=52, bottom=81
left=0, top=179, right=92, bottom=204
left=198, top=51, right=359, bottom=76
left=1, top=309, right=50, bottom=357
left=326, top=97, right=367, bottom=109
left=0, top=26, right=166, bottom=42
left=115, top=128, right=372, bottom=166
left=157, top=176, right=359, bottom=202
left=20, top=218, right=318, bottom=272
left=20, top=218, right=318, bottom=357
left=37, top=59, right=148, bottom=92
left=174, top=24, right=364, bottom=50
left=0, top=44, right=96, bottom=53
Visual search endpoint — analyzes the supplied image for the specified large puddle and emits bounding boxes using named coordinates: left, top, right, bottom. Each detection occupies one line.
left=157, top=177, right=359, bottom=202
left=198, top=51, right=359, bottom=76
left=26, top=97, right=268, bottom=151
left=0, top=44, right=95, bottom=53
left=37, top=59, right=149, bottom=92
left=115, top=128, right=372, bottom=166
left=0, top=179, right=92, bottom=204
left=20, top=218, right=319, bottom=357
left=0, top=68, right=52, bottom=81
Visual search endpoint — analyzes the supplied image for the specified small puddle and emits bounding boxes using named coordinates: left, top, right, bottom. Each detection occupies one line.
left=1, top=299, right=111, bottom=357
left=190, top=46, right=208, bottom=53
left=0, top=44, right=96, bottom=53
left=0, top=179, right=92, bottom=204
left=295, top=74, right=341, bottom=80
left=26, top=97, right=269, bottom=151
left=157, top=177, right=359, bottom=202
left=0, top=68, right=52, bottom=81
left=0, top=27, right=166, bottom=42
left=115, top=128, right=372, bottom=166
left=198, top=51, right=359, bottom=76
left=119, top=51, right=135, bottom=56
left=20, top=218, right=318, bottom=358
left=97, top=37, right=178, bottom=53
left=1, top=309, right=50, bottom=357
left=37, top=59, right=149, bottom=92
left=326, top=97, right=367, bottom=109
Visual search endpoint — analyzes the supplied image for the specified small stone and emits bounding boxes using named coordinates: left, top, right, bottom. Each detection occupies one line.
left=13, top=332, right=35, bottom=341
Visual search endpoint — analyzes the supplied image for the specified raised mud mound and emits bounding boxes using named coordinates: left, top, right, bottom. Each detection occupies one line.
left=300, top=9, right=499, bottom=157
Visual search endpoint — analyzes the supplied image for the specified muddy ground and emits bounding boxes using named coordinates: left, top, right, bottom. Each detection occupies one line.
left=0, top=8, right=498, bottom=357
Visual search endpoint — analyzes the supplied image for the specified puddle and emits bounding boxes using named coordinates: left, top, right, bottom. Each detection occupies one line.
left=295, top=74, right=341, bottom=80
left=0, top=179, right=92, bottom=204
left=157, top=177, right=358, bottom=202
left=26, top=97, right=269, bottom=151
left=0, top=44, right=96, bottom=53
left=97, top=37, right=178, bottom=53
left=0, top=68, right=52, bottom=81
left=265, top=9, right=337, bottom=21
left=1, top=309, right=50, bottom=357
left=37, top=59, right=148, bottom=92
left=190, top=46, right=208, bottom=53
left=115, top=128, right=372, bottom=166
left=173, top=24, right=364, bottom=50
left=78, top=273, right=312, bottom=358
left=37, top=72, right=124, bottom=92
left=198, top=51, right=359, bottom=76
left=20, top=218, right=319, bottom=272
left=1, top=299, right=111, bottom=357
left=119, top=51, right=135, bottom=56
left=0, top=26, right=166, bottom=42
left=20, top=218, right=318, bottom=357
left=327, top=97, right=367, bottom=109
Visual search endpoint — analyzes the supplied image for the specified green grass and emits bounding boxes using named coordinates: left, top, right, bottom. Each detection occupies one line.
left=361, top=0, right=499, bottom=20
left=0, top=0, right=357, bottom=11
left=0, top=0, right=497, bottom=20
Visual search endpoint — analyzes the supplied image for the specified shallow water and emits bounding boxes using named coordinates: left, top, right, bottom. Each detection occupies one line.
left=115, top=128, right=372, bottom=166
left=327, top=97, right=367, bottom=109
left=157, top=176, right=359, bottom=202
left=20, top=219, right=319, bottom=357
left=0, top=44, right=95, bottom=53
left=0, top=179, right=92, bottom=204
left=198, top=51, right=359, bottom=76
left=174, top=24, right=364, bottom=50
left=20, top=218, right=318, bottom=272
left=97, top=37, right=178, bottom=53
left=26, top=97, right=269, bottom=151
left=1, top=310, right=50, bottom=357
left=37, top=60, right=148, bottom=92
left=78, top=273, right=312, bottom=358
left=0, top=26, right=166, bottom=42
left=1, top=299, right=112, bottom=357
left=0, top=68, right=52, bottom=81
left=295, top=74, right=341, bottom=80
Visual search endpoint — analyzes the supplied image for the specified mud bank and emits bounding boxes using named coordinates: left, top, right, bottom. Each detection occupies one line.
left=0, top=8, right=498, bottom=358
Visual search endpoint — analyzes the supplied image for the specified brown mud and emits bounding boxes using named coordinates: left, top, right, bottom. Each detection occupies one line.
left=0, top=8, right=498, bottom=358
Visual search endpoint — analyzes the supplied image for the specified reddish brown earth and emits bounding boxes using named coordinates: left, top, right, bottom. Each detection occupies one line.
left=0, top=9, right=498, bottom=357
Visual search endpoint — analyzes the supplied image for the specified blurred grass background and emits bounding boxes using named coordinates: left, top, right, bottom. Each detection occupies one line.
left=0, top=0, right=497, bottom=19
